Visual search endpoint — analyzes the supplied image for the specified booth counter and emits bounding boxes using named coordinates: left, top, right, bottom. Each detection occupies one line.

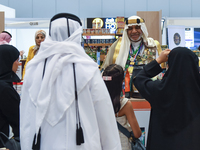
left=130, top=98, right=151, bottom=111
left=130, top=98, right=151, bottom=146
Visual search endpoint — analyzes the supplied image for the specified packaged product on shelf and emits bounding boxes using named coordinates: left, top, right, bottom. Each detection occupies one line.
left=117, top=22, right=125, bottom=28
left=116, top=16, right=125, bottom=29
left=92, top=21, right=96, bottom=29
left=97, top=22, right=101, bottom=29
left=96, top=49, right=100, bottom=65
left=102, top=29, right=106, bottom=34
left=105, top=39, right=110, bottom=43
left=86, top=29, right=91, bottom=34
left=117, top=28, right=123, bottom=34
left=90, top=29, right=94, bottom=34
left=98, top=29, right=102, bottom=34
left=94, top=29, right=99, bottom=34
left=83, top=29, right=86, bottom=34
left=106, top=28, right=110, bottom=34
left=90, top=39, right=94, bottom=44
left=93, top=39, right=97, bottom=44
left=116, top=16, right=124, bottom=22
left=111, top=39, right=114, bottom=43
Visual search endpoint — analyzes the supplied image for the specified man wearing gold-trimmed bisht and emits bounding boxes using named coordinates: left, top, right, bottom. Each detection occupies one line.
left=101, top=15, right=163, bottom=98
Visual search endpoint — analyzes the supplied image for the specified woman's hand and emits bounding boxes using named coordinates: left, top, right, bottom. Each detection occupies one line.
left=20, top=50, right=25, bottom=57
left=156, top=49, right=171, bottom=64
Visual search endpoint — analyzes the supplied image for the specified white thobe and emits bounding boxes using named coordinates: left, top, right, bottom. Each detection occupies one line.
left=20, top=64, right=122, bottom=150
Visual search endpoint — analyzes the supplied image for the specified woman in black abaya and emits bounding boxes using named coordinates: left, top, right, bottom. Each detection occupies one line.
left=0, top=45, right=21, bottom=148
left=133, top=47, right=200, bottom=150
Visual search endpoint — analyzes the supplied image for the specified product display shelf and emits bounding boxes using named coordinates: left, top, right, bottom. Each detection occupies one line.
left=82, top=33, right=118, bottom=36
left=84, top=43, right=113, bottom=47
left=83, top=32, right=119, bottom=65
left=82, top=32, right=118, bottom=47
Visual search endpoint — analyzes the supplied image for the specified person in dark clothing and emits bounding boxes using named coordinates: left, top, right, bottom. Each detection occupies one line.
left=0, top=44, right=21, bottom=148
left=133, top=47, right=200, bottom=150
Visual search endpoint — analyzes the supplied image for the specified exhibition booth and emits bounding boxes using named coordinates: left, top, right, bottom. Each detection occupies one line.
left=1, top=5, right=200, bottom=146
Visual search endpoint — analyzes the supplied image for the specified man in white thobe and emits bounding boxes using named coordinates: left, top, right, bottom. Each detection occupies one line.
left=20, top=13, right=122, bottom=150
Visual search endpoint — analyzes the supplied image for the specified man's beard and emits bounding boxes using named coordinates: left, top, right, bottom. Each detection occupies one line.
left=129, top=34, right=142, bottom=42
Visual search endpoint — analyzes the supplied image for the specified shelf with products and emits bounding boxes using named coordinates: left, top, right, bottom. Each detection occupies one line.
left=84, top=43, right=113, bottom=47
left=84, top=45, right=109, bottom=66
left=82, top=28, right=121, bottom=66
left=115, top=27, right=124, bottom=36
left=82, top=34, right=118, bottom=47
left=82, top=33, right=120, bottom=36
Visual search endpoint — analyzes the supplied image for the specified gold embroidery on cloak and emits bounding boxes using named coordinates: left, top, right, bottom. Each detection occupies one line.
left=154, top=40, right=165, bottom=68
left=112, top=37, right=122, bottom=63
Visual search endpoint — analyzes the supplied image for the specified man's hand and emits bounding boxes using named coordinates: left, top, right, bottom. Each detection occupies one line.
left=156, top=49, right=171, bottom=64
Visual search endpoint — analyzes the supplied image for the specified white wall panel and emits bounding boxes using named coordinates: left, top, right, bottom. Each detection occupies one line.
left=102, top=0, right=125, bottom=17
left=80, top=0, right=101, bottom=18
left=0, top=0, right=9, bottom=6
left=191, top=0, right=200, bottom=17
left=9, top=0, right=32, bottom=17
left=57, top=0, right=79, bottom=17
left=33, top=0, right=56, bottom=18
left=148, top=0, right=169, bottom=17
left=124, top=0, right=137, bottom=17
left=0, top=4, right=15, bottom=18
left=1, top=0, right=200, bottom=20
left=169, top=0, right=192, bottom=17
left=124, top=0, right=147, bottom=17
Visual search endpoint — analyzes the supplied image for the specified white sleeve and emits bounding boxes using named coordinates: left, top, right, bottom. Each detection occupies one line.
left=89, top=70, right=122, bottom=150
left=156, top=49, right=158, bottom=58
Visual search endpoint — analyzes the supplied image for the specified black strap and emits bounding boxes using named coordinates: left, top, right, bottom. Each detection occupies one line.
left=73, top=63, right=79, bottom=120
left=49, top=13, right=82, bottom=36
left=32, top=128, right=41, bottom=150
left=42, top=58, right=47, bottom=79
left=73, top=63, right=84, bottom=145
left=117, top=122, right=132, bottom=139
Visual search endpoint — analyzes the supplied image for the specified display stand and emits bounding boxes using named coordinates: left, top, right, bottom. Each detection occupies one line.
left=0, top=12, right=5, bottom=32
left=137, top=10, right=162, bottom=44
left=83, top=31, right=121, bottom=65
left=130, top=98, right=151, bottom=146
left=130, top=98, right=151, bottom=111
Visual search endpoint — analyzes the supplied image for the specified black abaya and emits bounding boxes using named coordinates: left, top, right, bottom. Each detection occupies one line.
left=133, top=47, right=200, bottom=150
left=0, top=44, right=20, bottom=147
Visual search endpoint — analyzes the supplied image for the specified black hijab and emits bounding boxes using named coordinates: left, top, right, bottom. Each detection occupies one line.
left=0, top=44, right=20, bottom=82
left=158, top=47, right=200, bottom=134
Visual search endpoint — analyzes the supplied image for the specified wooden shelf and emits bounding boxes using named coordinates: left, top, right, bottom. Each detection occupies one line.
left=84, top=43, right=113, bottom=47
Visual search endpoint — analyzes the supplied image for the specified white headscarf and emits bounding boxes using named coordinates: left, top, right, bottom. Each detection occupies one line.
left=22, top=14, right=98, bottom=137
left=33, top=30, right=46, bottom=51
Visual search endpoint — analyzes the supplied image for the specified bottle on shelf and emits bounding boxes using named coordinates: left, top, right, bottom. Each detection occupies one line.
left=96, top=47, right=101, bottom=66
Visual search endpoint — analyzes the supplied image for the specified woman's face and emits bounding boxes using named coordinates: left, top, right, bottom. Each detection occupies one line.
left=12, top=58, right=20, bottom=73
left=35, top=33, right=45, bottom=46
